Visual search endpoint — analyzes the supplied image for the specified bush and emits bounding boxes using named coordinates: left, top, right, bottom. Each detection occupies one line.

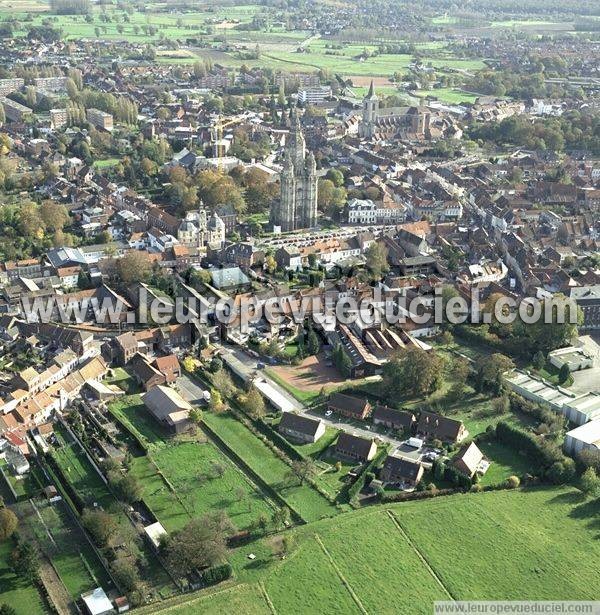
left=199, top=563, right=232, bottom=587
left=545, top=459, right=576, bottom=485
left=505, top=475, right=520, bottom=489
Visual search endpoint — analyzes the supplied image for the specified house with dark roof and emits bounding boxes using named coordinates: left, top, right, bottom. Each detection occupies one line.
left=335, top=432, right=377, bottom=462
left=131, top=353, right=166, bottom=391
left=327, top=393, right=372, bottom=420
left=278, top=412, right=325, bottom=443
left=380, top=455, right=424, bottom=487
left=372, top=405, right=415, bottom=432
left=417, top=410, right=466, bottom=443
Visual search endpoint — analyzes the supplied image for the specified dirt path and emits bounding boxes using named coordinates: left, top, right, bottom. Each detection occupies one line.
left=38, top=554, right=79, bottom=615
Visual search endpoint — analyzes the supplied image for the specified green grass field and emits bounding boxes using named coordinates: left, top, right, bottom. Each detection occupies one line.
left=131, top=440, right=275, bottom=533
left=0, top=540, right=47, bottom=615
left=154, top=583, right=271, bottom=615
left=51, top=424, right=116, bottom=511
left=108, top=395, right=166, bottom=449
left=25, top=496, right=112, bottom=600
left=477, top=440, right=536, bottom=486
left=203, top=411, right=338, bottom=522
left=414, top=87, right=479, bottom=104
left=223, top=487, right=600, bottom=614
left=6, top=5, right=267, bottom=42
left=50, top=424, right=176, bottom=599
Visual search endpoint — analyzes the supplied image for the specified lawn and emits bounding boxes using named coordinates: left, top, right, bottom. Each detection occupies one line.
left=156, top=583, right=272, bottom=615
left=263, top=368, right=321, bottom=404
left=291, top=426, right=339, bottom=460
left=477, top=440, right=536, bottom=486
left=414, top=87, right=479, bottom=104
left=9, top=5, right=266, bottom=42
left=26, top=497, right=112, bottom=600
left=106, top=367, right=138, bottom=394
left=396, top=488, right=600, bottom=600
left=0, top=458, right=37, bottom=501
left=131, top=440, right=275, bottom=533
left=203, top=411, right=338, bottom=522
left=108, top=395, right=166, bottom=450
left=0, top=540, right=47, bottom=615
left=51, top=424, right=116, bottom=511
left=227, top=486, right=600, bottom=613
left=92, top=158, right=120, bottom=169
left=318, top=513, right=447, bottom=612
left=263, top=534, right=361, bottom=614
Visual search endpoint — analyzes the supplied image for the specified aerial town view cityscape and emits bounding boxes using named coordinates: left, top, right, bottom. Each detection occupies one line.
left=0, top=0, right=599, bottom=613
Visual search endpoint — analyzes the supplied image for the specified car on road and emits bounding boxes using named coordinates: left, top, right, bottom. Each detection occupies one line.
left=257, top=362, right=265, bottom=369
left=324, top=410, right=333, bottom=417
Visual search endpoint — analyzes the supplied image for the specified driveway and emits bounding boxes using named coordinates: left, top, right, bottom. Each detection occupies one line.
left=176, top=374, right=208, bottom=405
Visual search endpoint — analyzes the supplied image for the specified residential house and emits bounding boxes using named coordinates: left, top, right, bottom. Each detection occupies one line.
left=417, top=411, right=466, bottom=443
left=452, top=441, right=484, bottom=478
left=327, top=393, right=372, bottom=420
left=335, top=432, right=377, bottom=462
left=372, top=405, right=415, bottom=433
left=130, top=353, right=166, bottom=391
left=278, top=412, right=325, bottom=444
left=153, top=355, right=181, bottom=384
left=380, top=455, right=424, bottom=487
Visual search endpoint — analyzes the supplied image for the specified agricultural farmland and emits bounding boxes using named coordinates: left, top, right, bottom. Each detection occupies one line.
left=200, top=487, right=600, bottom=615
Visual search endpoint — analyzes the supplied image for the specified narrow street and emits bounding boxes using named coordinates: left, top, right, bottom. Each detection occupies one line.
left=216, top=344, right=408, bottom=450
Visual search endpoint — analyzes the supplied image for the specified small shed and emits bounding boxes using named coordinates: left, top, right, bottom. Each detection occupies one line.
left=144, top=521, right=168, bottom=551
left=81, top=587, right=114, bottom=615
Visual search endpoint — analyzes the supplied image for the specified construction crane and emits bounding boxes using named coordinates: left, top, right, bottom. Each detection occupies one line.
left=212, top=115, right=243, bottom=170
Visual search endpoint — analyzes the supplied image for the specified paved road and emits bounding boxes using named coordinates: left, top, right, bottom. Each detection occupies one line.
left=218, top=343, right=410, bottom=453
left=176, top=374, right=209, bottom=405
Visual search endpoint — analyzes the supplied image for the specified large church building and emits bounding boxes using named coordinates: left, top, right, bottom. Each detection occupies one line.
left=270, top=109, right=318, bottom=232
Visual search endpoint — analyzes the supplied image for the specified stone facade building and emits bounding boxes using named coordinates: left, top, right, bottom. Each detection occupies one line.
left=270, top=109, right=317, bottom=232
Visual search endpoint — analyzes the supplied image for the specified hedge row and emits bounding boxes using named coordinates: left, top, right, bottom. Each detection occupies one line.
left=345, top=446, right=388, bottom=505
left=200, top=420, right=305, bottom=524
left=380, top=480, right=516, bottom=503
left=495, top=421, right=564, bottom=469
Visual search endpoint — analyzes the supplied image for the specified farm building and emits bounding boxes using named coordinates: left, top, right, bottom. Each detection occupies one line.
left=564, top=420, right=600, bottom=456
left=142, top=385, right=192, bottom=434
